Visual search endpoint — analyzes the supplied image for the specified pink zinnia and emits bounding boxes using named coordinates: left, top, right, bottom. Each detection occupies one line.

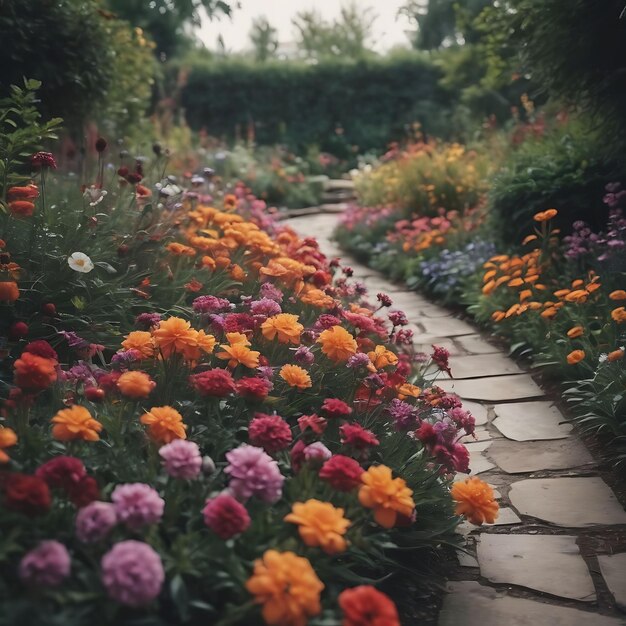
left=203, top=493, right=251, bottom=539
left=76, top=501, right=117, bottom=543
left=224, top=444, right=284, bottom=503
left=319, top=455, right=364, bottom=491
left=190, top=369, right=236, bottom=397
left=159, top=439, right=202, bottom=479
left=297, top=413, right=327, bottom=434
left=19, top=541, right=70, bottom=587
left=340, top=423, right=380, bottom=449
left=111, top=483, right=164, bottom=530
left=321, top=398, right=353, bottom=419
left=248, top=413, right=292, bottom=453
left=236, top=376, right=272, bottom=400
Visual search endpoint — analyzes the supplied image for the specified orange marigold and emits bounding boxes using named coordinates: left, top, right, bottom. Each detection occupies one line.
left=611, top=307, right=626, bottom=323
left=566, top=350, right=585, bottom=365
left=451, top=476, right=499, bottom=525
left=261, top=313, right=303, bottom=345
left=217, top=343, right=260, bottom=369
left=368, top=345, right=398, bottom=369
left=153, top=317, right=199, bottom=359
left=533, top=208, right=558, bottom=222
left=359, top=465, right=414, bottom=529
left=609, top=290, right=626, bottom=301
left=607, top=348, right=624, bottom=362
left=140, top=405, right=186, bottom=444
left=116, top=371, right=156, bottom=399
left=246, top=550, right=323, bottom=626
left=339, top=586, right=400, bottom=626
left=566, top=326, right=584, bottom=339
left=280, top=364, right=312, bottom=389
left=121, top=331, right=155, bottom=358
left=14, top=352, right=58, bottom=391
left=284, top=499, right=350, bottom=554
left=51, top=405, right=103, bottom=442
left=318, top=325, right=357, bottom=362
left=0, top=427, right=17, bottom=464
left=0, top=281, right=19, bottom=302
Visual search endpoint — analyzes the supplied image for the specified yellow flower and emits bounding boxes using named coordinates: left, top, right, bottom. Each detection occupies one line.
left=285, top=500, right=350, bottom=554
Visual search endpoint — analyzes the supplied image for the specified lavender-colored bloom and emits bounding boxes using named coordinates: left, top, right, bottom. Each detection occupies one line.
left=303, top=442, right=332, bottom=465
left=293, top=346, right=315, bottom=366
left=159, top=440, right=202, bottom=479
left=208, top=314, right=226, bottom=334
left=110, top=349, right=141, bottom=369
left=364, top=373, right=385, bottom=389
left=257, top=365, right=275, bottom=380
left=59, top=362, right=99, bottom=386
left=225, top=444, right=284, bottom=503
left=353, top=281, right=368, bottom=296
left=387, top=398, right=419, bottom=430
left=76, top=501, right=117, bottom=543
left=111, top=483, right=164, bottom=530
left=59, top=330, right=90, bottom=350
left=135, top=312, right=162, bottom=329
left=314, top=314, right=342, bottom=330
left=259, top=283, right=283, bottom=302
left=193, top=295, right=231, bottom=314
left=101, top=541, right=164, bottom=607
left=250, top=298, right=281, bottom=317
left=19, top=541, right=70, bottom=587
left=347, top=353, right=372, bottom=369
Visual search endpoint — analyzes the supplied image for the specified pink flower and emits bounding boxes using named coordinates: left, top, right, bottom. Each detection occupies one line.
left=76, top=501, right=117, bottom=543
left=159, top=439, right=202, bottom=479
left=31, top=151, right=57, bottom=169
left=319, top=455, right=363, bottom=491
left=303, top=442, right=332, bottom=466
left=202, top=493, right=251, bottom=539
left=111, top=483, right=164, bottom=530
left=101, top=541, right=164, bottom=607
left=225, top=444, right=284, bottom=503
left=19, top=541, right=70, bottom=587
left=431, top=345, right=452, bottom=376
left=321, top=398, right=353, bottom=419
left=340, top=423, right=380, bottom=450
left=249, top=413, right=292, bottom=452
left=297, top=413, right=327, bottom=434
left=190, top=369, right=236, bottom=397
left=236, top=376, right=272, bottom=400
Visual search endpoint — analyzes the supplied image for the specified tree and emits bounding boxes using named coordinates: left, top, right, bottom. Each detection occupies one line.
left=249, top=17, right=279, bottom=62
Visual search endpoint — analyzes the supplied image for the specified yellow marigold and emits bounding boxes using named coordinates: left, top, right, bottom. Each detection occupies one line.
left=533, top=208, right=558, bottom=222
left=121, top=331, right=155, bottom=359
left=116, top=371, right=156, bottom=399
left=609, top=290, right=626, bottom=301
left=566, top=350, right=585, bottom=365
left=451, top=477, right=499, bottom=525
left=280, top=364, right=312, bottom=389
left=153, top=317, right=199, bottom=359
left=230, top=263, right=245, bottom=281
left=318, top=325, right=357, bottom=362
left=261, top=314, right=303, bottom=345
left=246, top=550, right=324, bottom=626
left=368, top=345, right=398, bottom=369
left=0, top=427, right=17, bottom=463
left=359, top=465, right=414, bottom=529
left=140, top=405, right=186, bottom=444
left=567, top=326, right=584, bottom=339
left=217, top=343, right=260, bottom=369
left=51, top=406, right=103, bottom=442
left=284, top=500, right=350, bottom=554
left=612, top=307, right=626, bottom=323
left=608, top=348, right=625, bottom=362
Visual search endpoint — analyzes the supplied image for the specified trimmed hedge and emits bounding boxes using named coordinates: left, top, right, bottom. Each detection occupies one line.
left=180, top=54, right=450, bottom=153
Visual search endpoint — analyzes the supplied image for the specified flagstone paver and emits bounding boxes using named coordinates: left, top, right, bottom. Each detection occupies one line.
left=287, top=212, right=626, bottom=625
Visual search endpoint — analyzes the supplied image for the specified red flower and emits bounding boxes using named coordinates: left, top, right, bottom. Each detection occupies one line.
left=203, top=493, right=250, bottom=539
left=31, top=152, right=57, bottom=169
left=67, top=475, right=100, bottom=508
left=431, top=345, right=452, bottom=377
left=321, top=398, right=353, bottom=419
left=190, top=369, right=236, bottom=397
left=339, top=585, right=400, bottom=626
left=290, top=439, right=306, bottom=473
left=223, top=313, right=255, bottom=334
left=236, top=377, right=272, bottom=400
left=3, top=473, right=51, bottom=515
left=340, top=423, right=379, bottom=450
left=297, top=413, right=327, bottom=435
left=35, top=456, right=85, bottom=490
left=23, top=340, right=58, bottom=361
left=415, top=422, right=437, bottom=446
left=96, top=371, right=121, bottom=392
left=249, top=413, right=292, bottom=453
left=319, top=455, right=363, bottom=491
left=8, top=321, right=29, bottom=340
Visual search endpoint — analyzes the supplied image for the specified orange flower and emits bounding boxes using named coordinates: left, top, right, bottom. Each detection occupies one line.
left=280, top=364, right=312, bottom=389
left=284, top=500, right=350, bottom=554
left=246, top=550, right=323, bottom=626
left=9, top=200, right=35, bottom=217
left=491, top=311, right=505, bottom=322
left=564, top=289, right=588, bottom=304
left=339, top=586, right=400, bottom=626
left=609, top=290, right=626, bottom=301
left=153, top=317, right=198, bottom=359
left=261, top=314, right=303, bottom=345
left=611, top=307, right=626, bottom=323
left=0, top=281, right=19, bottom=302
left=607, top=348, right=624, bottom=362
left=14, top=352, right=58, bottom=391
left=522, top=234, right=538, bottom=245
left=0, top=427, right=17, bottom=464
left=140, top=405, right=186, bottom=444
left=367, top=345, right=398, bottom=369
left=217, top=343, right=260, bottom=369
left=540, top=307, right=558, bottom=319
left=224, top=194, right=238, bottom=210
left=358, top=465, right=414, bottom=528
left=318, top=325, right=357, bottom=362
left=451, top=477, right=499, bottom=525
left=533, top=208, right=558, bottom=222
left=567, top=326, right=584, bottom=339
left=166, top=242, right=196, bottom=257
left=300, top=288, right=335, bottom=308
left=121, top=331, right=155, bottom=358
left=51, top=406, right=103, bottom=442
left=116, top=371, right=156, bottom=399
left=566, top=350, right=585, bottom=365
left=397, top=383, right=421, bottom=399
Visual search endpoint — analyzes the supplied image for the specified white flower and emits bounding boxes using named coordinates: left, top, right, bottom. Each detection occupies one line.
left=83, top=185, right=107, bottom=207
left=68, top=252, right=94, bottom=273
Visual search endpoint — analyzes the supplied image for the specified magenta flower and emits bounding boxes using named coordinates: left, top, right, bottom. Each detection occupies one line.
left=111, top=483, right=164, bottom=530
left=76, top=501, right=117, bottom=543
left=101, top=541, right=164, bottom=606
left=225, top=444, right=284, bottom=503
left=159, top=439, right=202, bottom=479
left=19, top=541, right=70, bottom=587
left=203, top=493, right=251, bottom=539
left=303, top=442, right=332, bottom=466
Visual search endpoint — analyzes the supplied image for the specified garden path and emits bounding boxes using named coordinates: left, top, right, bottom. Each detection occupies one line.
left=287, top=211, right=626, bottom=626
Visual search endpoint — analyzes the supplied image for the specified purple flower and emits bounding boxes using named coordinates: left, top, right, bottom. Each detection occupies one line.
left=101, top=541, right=164, bottom=607
left=58, top=330, right=90, bottom=350
left=110, top=349, right=141, bottom=369
left=448, top=407, right=475, bottom=436
left=303, top=442, right=332, bottom=466
left=388, top=310, right=408, bottom=326
left=135, top=312, right=162, bottom=329
left=19, top=541, right=70, bottom=587
left=260, top=283, right=283, bottom=302
left=225, top=444, right=284, bottom=503
left=250, top=298, right=281, bottom=317
left=293, top=346, right=314, bottom=366
left=387, top=398, right=419, bottom=430
left=193, top=295, right=231, bottom=314
left=76, top=501, right=117, bottom=543
left=159, top=440, right=202, bottom=479
left=314, top=314, right=342, bottom=330
left=111, top=483, right=164, bottom=530
left=347, top=353, right=371, bottom=369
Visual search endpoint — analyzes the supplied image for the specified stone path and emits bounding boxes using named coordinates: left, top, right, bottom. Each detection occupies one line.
left=287, top=212, right=626, bottom=625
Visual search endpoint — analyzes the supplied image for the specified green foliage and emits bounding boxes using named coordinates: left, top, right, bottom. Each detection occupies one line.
left=249, top=18, right=279, bottom=63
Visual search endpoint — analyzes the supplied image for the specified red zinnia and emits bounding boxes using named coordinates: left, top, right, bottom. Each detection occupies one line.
left=31, top=152, right=57, bottom=169
left=236, top=376, right=272, bottom=400
left=35, top=456, right=86, bottom=490
left=23, top=340, right=58, bottom=361
left=190, top=369, right=236, bottom=397
left=223, top=313, right=255, bottom=334
left=321, top=398, right=353, bottom=419
left=203, top=493, right=250, bottom=539
left=340, top=423, right=380, bottom=450
left=249, top=413, right=292, bottom=453
left=3, top=473, right=51, bottom=516
left=339, top=585, right=400, bottom=626
left=67, top=475, right=100, bottom=508
left=319, top=455, right=363, bottom=491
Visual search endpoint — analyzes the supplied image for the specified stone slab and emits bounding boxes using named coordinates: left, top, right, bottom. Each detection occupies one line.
left=439, top=375, right=545, bottom=402
left=457, top=507, right=522, bottom=535
left=419, top=317, right=476, bottom=337
left=457, top=550, right=479, bottom=567
left=447, top=354, right=525, bottom=379
left=460, top=428, right=492, bottom=443
left=598, top=554, right=626, bottom=610
left=454, top=334, right=503, bottom=355
left=509, top=477, right=626, bottom=527
left=476, top=534, right=596, bottom=601
left=438, top=581, right=623, bottom=626
left=413, top=335, right=463, bottom=357
left=489, top=438, right=594, bottom=473
left=492, top=401, right=572, bottom=441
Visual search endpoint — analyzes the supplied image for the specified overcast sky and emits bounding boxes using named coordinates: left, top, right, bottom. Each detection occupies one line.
left=199, top=0, right=414, bottom=53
